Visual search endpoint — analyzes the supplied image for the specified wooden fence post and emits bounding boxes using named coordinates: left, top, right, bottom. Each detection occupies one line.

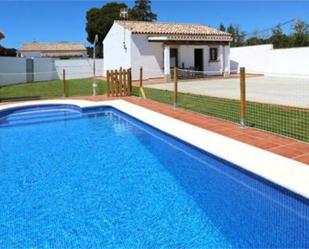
left=118, top=69, right=122, bottom=96
left=62, top=69, right=66, bottom=97
left=139, top=67, right=143, bottom=88
left=173, top=67, right=178, bottom=107
left=128, top=68, right=132, bottom=96
left=139, top=67, right=146, bottom=99
left=106, top=70, right=110, bottom=97
left=112, top=70, right=115, bottom=97
left=240, top=67, right=246, bottom=126
left=115, top=70, right=119, bottom=96
left=119, top=69, right=122, bottom=97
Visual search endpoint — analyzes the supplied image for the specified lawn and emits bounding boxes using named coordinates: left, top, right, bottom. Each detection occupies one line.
left=1, top=79, right=308, bottom=142
left=0, top=78, right=107, bottom=100
left=132, top=87, right=309, bottom=142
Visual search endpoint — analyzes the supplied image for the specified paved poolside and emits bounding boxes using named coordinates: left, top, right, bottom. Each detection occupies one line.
left=146, top=76, right=309, bottom=108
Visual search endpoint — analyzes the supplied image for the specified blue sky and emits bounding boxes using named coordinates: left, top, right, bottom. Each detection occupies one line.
left=1, top=1, right=309, bottom=48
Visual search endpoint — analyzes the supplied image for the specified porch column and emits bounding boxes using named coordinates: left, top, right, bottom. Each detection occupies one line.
left=164, top=44, right=170, bottom=82
left=223, top=45, right=230, bottom=77
left=219, top=45, right=224, bottom=75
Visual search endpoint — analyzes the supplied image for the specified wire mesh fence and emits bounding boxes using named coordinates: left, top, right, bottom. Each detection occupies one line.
left=1, top=64, right=308, bottom=142
left=132, top=67, right=174, bottom=105
left=134, top=67, right=309, bottom=142
left=245, top=73, right=309, bottom=142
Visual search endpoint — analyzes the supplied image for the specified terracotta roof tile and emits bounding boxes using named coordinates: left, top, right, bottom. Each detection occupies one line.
left=115, top=21, right=231, bottom=37
left=20, top=43, right=86, bottom=51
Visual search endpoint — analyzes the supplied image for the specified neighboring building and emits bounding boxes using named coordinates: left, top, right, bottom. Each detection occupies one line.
left=18, top=42, right=87, bottom=59
left=103, top=21, right=232, bottom=81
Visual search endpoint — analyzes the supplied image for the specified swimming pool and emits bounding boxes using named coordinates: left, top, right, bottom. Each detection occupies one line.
left=0, top=103, right=308, bottom=248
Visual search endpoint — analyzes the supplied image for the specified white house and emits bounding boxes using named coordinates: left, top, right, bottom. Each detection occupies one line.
left=103, top=21, right=232, bottom=81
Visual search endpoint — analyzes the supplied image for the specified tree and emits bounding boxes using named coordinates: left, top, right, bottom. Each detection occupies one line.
left=0, top=32, right=17, bottom=57
left=130, top=0, right=157, bottom=21
left=245, top=30, right=268, bottom=46
left=291, top=19, right=309, bottom=47
left=269, top=26, right=291, bottom=48
left=235, top=26, right=246, bottom=46
left=85, top=1, right=157, bottom=57
left=227, top=24, right=246, bottom=47
left=246, top=36, right=267, bottom=46
left=0, top=46, right=17, bottom=56
left=85, top=2, right=128, bottom=57
left=227, top=25, right=236, bottom=46
left=219, top=23, right=226, bottom=32
left=86, top=46, right=93, bottom=58
left=221, top=19, right=309, bottom=49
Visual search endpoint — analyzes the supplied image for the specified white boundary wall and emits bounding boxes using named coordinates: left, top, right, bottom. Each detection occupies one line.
left=54, top=59, right=104, bottom=80
left=0, top=57, right=104, bottom=86
left=230, top=44, right=309, bottom=77
left=34, top=58, right=58, bottom=82
left=0, top=57, right=27, bottom=85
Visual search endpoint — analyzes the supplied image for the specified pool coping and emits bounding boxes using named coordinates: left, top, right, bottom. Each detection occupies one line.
left=0, top=99, right=308, bottom=199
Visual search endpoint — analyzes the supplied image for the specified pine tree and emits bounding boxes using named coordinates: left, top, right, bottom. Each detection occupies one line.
left=227, top=25, right=245, bottom=47
left=130, top=0, right=157, bottom=22
left=85, top=2, right=128, bottom=57
left=292, top=19, right=309, bottom=47
left=269, top=26, right=290, bottom=48
left=219, top=23, right=226, bottom=32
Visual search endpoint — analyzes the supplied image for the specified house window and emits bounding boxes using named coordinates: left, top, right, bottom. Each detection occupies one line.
left=209, top=47, right=218, bottom=62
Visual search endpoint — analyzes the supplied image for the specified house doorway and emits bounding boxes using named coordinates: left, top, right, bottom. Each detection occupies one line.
left=194, top=49, right=204, bottom=71
left=170, top=48, right=178, bottom=68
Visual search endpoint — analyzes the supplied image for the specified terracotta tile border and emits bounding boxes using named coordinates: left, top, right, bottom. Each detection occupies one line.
left=121, top=97, right=309, bottom=165
left=73, top=95, right=309, bottom=165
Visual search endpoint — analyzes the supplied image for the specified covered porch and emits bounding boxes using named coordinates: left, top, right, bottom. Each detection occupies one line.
left=149, top=37, right=231, bottom=82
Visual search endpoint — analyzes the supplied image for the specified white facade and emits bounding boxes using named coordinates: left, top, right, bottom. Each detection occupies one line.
left=177, top=45, right=230, bottom=75
left=230, top=44, right=309, bottom=77
left=103, top=22, right=132, bottom=73
left=20, top=51, right=41, bottom=58
left=131, top=34, right=164, bottom=80
left=103, top=22, right=231, bottom=81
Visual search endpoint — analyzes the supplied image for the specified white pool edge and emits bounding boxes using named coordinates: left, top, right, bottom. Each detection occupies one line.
left=1, top=99, right=308, bottom=199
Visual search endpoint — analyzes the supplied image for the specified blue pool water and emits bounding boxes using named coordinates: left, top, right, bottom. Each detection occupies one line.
left=0, top=105, right=308, bottom=248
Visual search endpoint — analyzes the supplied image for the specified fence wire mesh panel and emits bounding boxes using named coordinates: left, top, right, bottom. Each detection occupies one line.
left=245, top=74, right=309, bottom=142
left=137, top=67, right=309, bottom=142
left=132, top=68, right=174, bottom=105
left=0, top=67, right=106, bottom=101
left=65, top=77, right=106, bottom=97
left=177, top=93, right=240, bottom=123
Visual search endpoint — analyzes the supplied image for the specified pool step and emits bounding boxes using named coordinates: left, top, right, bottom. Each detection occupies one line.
left=0, top=109, right=82, bottom=127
